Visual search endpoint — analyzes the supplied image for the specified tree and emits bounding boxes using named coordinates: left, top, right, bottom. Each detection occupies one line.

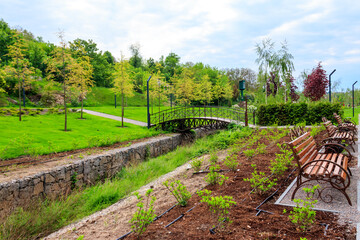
left=149, top=68, right=168, bottom=113
left=5, top=31, right=34, bottom=121
left=70, top=45, right=94, bottom=119
left=0, top=67, right=7, bottom=93
left=46, top=31, right=78, bottom=131
left=129, top=43, right=142, bottom=68
left=288, top=74, right=299, bottom=102
left=303, top=62, right=328, bottom=101
left=213, top=75, right=233, bottom=106
left=163, top=52, right=181, bottom=81
left=194, top=74, right=213, bottom=106
left=112, top=55, right=134, bottom=127
left=174, top=68, right=195, bottom=106
left=255, top=38, right=275, bottom=103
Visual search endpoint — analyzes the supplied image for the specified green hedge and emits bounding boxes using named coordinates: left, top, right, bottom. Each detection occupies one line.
left=257, top=102, right=343, bottom=126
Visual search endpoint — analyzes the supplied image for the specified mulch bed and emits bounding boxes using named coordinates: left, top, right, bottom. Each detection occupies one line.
left=127, top=129, right=356, bottom=240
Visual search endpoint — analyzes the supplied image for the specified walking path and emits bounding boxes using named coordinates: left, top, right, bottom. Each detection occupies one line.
left=82, top=109, right=147, bottom=127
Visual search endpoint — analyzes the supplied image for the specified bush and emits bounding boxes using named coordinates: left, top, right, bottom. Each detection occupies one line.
left=257, top=102, right=343, bottom=126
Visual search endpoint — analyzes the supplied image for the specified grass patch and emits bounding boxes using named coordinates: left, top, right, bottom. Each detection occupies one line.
left=0, top=113, right=160, bottom=160
left=0, top=126, right=252, bottom=240
left=343, top=106, right=360, bottom=125
left=85, top=106, right=171, bottom=122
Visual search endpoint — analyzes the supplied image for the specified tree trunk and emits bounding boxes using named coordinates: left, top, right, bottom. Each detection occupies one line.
left=18, top=79, right=22, bottom=122
left=121, top=92, right=124, bottom=128
left=64, top=79, right=67, bottom=131
left=81, top=97, right=84, bottom=119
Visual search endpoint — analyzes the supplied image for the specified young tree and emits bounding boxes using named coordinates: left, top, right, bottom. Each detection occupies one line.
left=70, top=45, right=94, bottom=119
left=149, top=70, right=168, bottom=113
left=303, top=62, right=328, bottom=101
left=5, top=31, right=34, bottom=121
left=46, top=31, right=78, bottom=131
left=112, top=54, right=134, bottom=127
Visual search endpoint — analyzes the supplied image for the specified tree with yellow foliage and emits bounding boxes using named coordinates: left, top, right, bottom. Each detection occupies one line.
left=112, top=54, right=134, bottom=127
left=174, top=68, right=195, bottom=106
left=194, top=74, right=213, bottom=106
left=5, top=31, right=34, bottom=121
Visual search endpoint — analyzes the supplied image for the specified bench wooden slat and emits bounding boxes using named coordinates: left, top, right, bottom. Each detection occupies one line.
left=299, top=144, right=317, bottom=166
left=316, top=153, right=333, bottom=176
left=289, top=132, right=310, bottom=148
left=295, top=135, right=314, bottom=153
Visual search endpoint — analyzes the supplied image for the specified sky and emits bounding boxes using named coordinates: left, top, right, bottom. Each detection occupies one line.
left=1, top=0, right=360, bottom=90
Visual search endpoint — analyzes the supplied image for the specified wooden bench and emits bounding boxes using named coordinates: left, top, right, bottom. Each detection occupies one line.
left=288, top=132, right=353, bottom=205
left=322, top=120, right=356, bottom=151
left=333, top=113, right=358, bottom=134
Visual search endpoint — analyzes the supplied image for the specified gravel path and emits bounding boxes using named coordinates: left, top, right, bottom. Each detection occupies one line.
left=82, top=109, right=147, bottom=127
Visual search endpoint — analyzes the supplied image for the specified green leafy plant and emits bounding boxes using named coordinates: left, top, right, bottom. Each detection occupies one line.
left=223, top=154, right=239, bottom=171
left=163, top=180, right=191, bottom=207
left=129, top=189, right=156, bottom=238
left=244, top=164, right=277, bottom=195
left=243, top=149, right=256, bottom=160
left=270, top=143, right=294, bottom=175
left=206, top=164, right=228, bottom=186
left=284, top=185, right=319, bottom=232
left=209, top=151, right=219, bottom=164
left=197, top=189, right=236, bottom=228
left=190, top=158, right=202, bottom=172
left=256, top=143, right=267, bottom=154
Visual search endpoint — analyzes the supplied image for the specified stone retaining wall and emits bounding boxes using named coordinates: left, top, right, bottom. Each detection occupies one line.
left=0, top=129, right=212, bottom=218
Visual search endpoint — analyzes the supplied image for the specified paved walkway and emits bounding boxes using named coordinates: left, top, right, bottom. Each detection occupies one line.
left=82, top=109, right=147, bottom=127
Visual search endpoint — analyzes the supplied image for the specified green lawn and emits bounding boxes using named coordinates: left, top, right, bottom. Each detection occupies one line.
left=343, top=106, right=360, bottom=125
left=85, top=106, right=171, bottom=122
left=0, top=112, right=160, bottom=160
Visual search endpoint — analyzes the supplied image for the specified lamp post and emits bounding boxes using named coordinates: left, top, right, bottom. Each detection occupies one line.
left=352, top=81, right=357, bottom=117
left=329, top=69, right=336, bottom=102
left=147, top=75, right=152, bottom=129
left=239, top=80, right=247, bottom=126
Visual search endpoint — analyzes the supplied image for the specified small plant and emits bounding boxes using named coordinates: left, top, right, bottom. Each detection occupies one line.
left=244, top=164, right=277, bottom=195
left=223, top=154, right=239, bottom=171
left=190, top=158, right=202, bottom=172
left=163, top=180, right=191, bottom=207
left=209, top=151, right=219, bottom=164
left=205, top=164, right=228, bottom=186
left=243, top=149, right=256, bottom=160
left=129, top=189, right=157, bottom=238
left=284, top=185, right=319, bottom=232
left=270, top=143, right=293, bottom=175
left=70, top=172, right=78, bottom=190
left=197, top=189, right=236, bottom=228
left=256, top=143, right=267, bottom=154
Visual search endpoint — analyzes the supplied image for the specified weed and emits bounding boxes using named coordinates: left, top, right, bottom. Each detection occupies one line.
left=209, top=151, right=219, bottom=164
left=129, top=189, right=156, bottom=238
left=284, top=185, right=319, bottom=232
left=197, top=189, right=236, bottom=228
left=190, top=158, right=203, bottom=172
left=244, top=164, right=277, bottom=195
left=163, top=180, right=191, bottom=207
left=71, top=172, right=78, bottom=190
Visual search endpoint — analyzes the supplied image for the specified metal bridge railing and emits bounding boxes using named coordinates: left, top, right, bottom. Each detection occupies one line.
left=149, top=106, right=247, bottom=127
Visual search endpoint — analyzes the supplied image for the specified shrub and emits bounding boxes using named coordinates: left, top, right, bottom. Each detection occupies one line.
left=244, top=164, right=277, bottom=194
left=197, top=189, right=236, bottom=228
left=284, top=185, right=319, bottom=232
left=129, top=189, right=156, bottom=237
left=209, top=151, right=219, bottom=164
left=223, top=154, right=239, bottom=171
left=163, top=180, right=191, bottom=207
left=206, top=164, right=228, bottom=186
left=257, top=102, right=343, bottom=126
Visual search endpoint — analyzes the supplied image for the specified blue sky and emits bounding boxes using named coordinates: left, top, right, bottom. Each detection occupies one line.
left=1, top=0, right=360, bottom=90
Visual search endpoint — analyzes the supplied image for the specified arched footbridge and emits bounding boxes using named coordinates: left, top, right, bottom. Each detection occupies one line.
left=149, top=106, right=252, bottom=132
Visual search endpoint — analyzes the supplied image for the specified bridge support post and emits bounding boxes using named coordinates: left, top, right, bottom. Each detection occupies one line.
left=245, top=97, right=248, bottom=127
left=147, top=75, right=152, bottom=129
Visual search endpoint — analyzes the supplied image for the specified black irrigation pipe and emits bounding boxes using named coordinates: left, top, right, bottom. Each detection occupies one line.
left=193, top=169, right=230, bottom=175
left=165, top=204, right=197, bottom=228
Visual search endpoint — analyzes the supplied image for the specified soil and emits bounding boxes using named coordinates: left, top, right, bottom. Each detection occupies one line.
left=45, top=128, right=357, bottom=240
